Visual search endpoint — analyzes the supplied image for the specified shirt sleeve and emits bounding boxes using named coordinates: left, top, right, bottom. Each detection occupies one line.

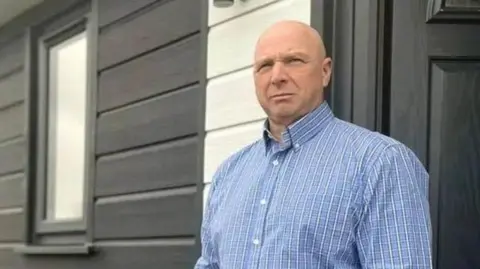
left=193, top=166, right=224, bottom=269
left=356, top=143, right=433, bottom=269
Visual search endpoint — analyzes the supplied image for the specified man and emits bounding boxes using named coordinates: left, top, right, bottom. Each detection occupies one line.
left=195, top=20, right=432, bottom=268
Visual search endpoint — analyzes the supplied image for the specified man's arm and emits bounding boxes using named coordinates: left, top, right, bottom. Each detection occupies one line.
left=356, top=144, right=433, bottom=268
left=194, top=183, right=219, bottom=269
left=194, top=168, right=223, bottom=269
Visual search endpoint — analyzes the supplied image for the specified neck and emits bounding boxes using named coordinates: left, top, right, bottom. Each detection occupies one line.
left=268, top=114, right=301, bottom=141
left=267, top=100, right=325, bottom=141
left=268, top=120, right=286, bottom=141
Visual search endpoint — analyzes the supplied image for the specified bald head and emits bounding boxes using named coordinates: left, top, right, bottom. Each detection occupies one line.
left=255, top=20, right=327, bottom=62
left=252, top=19, right=332, bottom=133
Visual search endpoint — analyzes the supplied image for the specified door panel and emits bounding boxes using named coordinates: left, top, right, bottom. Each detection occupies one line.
left=445, top=0, right=480, bottom=8
left=429, top=62, right=480, bottom=269
left=390, top=0, right=480, bottom=268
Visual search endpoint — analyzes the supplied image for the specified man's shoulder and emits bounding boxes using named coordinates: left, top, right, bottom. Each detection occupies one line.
left=210, top=138, right=262, bottom=182
left=331, top=118, right=419, bottom=166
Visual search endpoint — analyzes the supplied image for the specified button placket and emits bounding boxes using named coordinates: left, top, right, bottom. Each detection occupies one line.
left=250, top=152, right=284, bottom=265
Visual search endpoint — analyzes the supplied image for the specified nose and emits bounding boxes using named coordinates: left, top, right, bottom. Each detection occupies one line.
left=270, top=62, right=288, bottom=87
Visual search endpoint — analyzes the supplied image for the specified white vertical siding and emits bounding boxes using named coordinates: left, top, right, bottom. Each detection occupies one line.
left=203, top=0, right=311, bottom=200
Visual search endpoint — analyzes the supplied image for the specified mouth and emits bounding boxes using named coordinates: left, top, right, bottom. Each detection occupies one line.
left=270, top=93, right=294, bottom=100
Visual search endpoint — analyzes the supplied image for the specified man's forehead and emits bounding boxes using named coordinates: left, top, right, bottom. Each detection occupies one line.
left=254, top=20, right=326, bottom=60
left=256, top=29, right=311, bottom=48
left=254, top=37, right=315, bottom=61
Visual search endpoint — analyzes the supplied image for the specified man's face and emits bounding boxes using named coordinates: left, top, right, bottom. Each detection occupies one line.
left=253, top=24, right=331, bottom=126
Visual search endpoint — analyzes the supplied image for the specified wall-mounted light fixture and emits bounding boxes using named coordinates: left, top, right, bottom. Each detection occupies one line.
left=213, top=0, right=247, bottom=8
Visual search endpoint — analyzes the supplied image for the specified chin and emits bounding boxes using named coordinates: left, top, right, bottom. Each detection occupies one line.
left=265, top=102, right=301, bottom=119
left=270, top=111, right=299, bottom=124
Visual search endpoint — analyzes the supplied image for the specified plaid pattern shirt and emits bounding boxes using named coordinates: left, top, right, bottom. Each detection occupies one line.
left=195, top=102, right=433, bottom=269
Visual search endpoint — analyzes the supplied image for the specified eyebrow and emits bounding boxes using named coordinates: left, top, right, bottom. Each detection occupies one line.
left=254, top=51, right=310, bottom=66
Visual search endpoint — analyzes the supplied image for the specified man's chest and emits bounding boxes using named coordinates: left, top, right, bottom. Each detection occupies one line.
left=211, top=150, right=361, bottom=263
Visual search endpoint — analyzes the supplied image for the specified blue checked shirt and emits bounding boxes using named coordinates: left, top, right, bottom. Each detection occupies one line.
left=195, top=101, right=432, bottom=268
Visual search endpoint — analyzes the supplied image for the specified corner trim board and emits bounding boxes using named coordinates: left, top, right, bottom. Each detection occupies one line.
left=194, top=0, right=209, bottom=259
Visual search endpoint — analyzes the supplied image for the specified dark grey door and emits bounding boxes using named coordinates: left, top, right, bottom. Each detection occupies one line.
left=389, top=0, right=480, bottom=268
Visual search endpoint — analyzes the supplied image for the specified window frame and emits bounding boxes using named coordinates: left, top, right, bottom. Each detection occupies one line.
left=35, top=20, right=90, bottom=234
left=16, top=1, right=97, bottom=255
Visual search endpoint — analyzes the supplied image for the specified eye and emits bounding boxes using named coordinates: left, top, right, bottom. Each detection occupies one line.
left=286, top=57, right=304, bottom=64
left=256, top=61, right=273, bottom=72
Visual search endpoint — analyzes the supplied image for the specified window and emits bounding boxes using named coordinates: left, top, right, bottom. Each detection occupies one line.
left=36, top=22, right=90, bottom=234
left=16, top=4, right=96, bottom=255
left=45, top=31, right=87, bottom=223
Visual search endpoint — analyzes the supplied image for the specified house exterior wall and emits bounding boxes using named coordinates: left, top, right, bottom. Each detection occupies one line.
left=0, top=0, right=205, bottom=267
left=0, top=0, right=393, bottom=268
left=92, top=0, right=202, bottom=267
left=0, top=29, right=26, bottom=249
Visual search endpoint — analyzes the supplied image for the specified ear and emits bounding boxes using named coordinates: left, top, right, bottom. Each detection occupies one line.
left=321, top=57, right=332, bottom=87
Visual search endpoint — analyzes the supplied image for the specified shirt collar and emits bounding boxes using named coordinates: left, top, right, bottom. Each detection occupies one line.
left=262, top=101, right=334, bottom=154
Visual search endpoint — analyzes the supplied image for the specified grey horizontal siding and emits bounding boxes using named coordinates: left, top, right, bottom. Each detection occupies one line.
left=0, top=248, right=17, bottom=268
left=0, top=244, right=196, bottom=268
left=98, top=0, right=200, bottom=70
left=94, top=187, right=197, bottom=239
left=96, top=136, right=198, bottom=197
left=0, top=0, right=204, bottom=267
left=0, top=139, right=25, bottom=176
left=98, top=0, right=157, bottom=27
left=98, top=33, right=200, bottom=111
left=0, top=0, right=203, bottom=267
left=0, top=5, right=26, bottom=265
left=0, top=209, right=23, bottom=242
left=96, top=84, right=199, bottom=155
left=0, top=71, right=24, bottom=109
left=93, top=243, right=197, bottom=268
left=0, top=37, right=23, bottom=77
left=0, top=103, right=24, bottom=143
left=0, top=174, right=24, bottom=208
left=94, top=0, right=203, bottom=264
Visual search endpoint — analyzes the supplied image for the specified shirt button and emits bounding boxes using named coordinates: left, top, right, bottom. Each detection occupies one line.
left=260, top=199, right=266, bottom=205
left=294, top=143, right=300, bottom=149
left=272, top=160, right=279, bottom=166
left=253, top=239, right=260, bottom=245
